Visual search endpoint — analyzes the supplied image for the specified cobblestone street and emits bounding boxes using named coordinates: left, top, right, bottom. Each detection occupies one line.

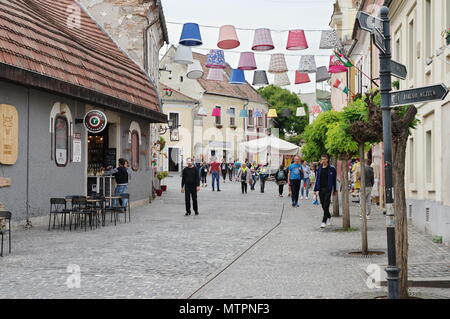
left=1, top=176, right=449, bottom=299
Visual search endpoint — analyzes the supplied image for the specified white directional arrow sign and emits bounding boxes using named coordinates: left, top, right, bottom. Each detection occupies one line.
left=357, top=12, right=383, bottom=33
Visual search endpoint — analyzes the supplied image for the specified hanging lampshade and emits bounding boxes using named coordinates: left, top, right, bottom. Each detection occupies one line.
left=274, top=72, right=290, bottom=86
left=197, top=106, right=208, bottom=117
left=295, top=71, right=311, bottom=85
left=207, top=68, right=224, bottom=81
left=298, top=55, right=317, bottom=73
left=217, top=25, right=240, bottom=50
left=254, top=109, right=263, bottom=118
left=179, top=23, right=203, bottom=47
left=252, top=70, right=269, bottom=86
left=316, top=66, right=331, bottom=83
left=238, top=52, right=257, bottom=71
left=212, top=107, right=221, bottom=117
left=174, top=45, right=193, bottom=64
left=319, top=30, right=339, bottom=49
left=226, top=108, right=236, bottom=116
left=296, top=107, right=306, bottom=117
left=252, top=28, right=275, bottom=51
left=286, top=30, right=308, bottom=50
left=187, top=59, right=204, bottom=79
left=268, top=54, right=288, bottom=74
left=310, top=105, right=322, bottom=115
left=282, top=108, right=292, bottom=117
left=329, top=55, right=348, bottom=73
left=239, top=109, right=249, bottom=118
left=206, top=49, right=226, bottom=69
left=229, top=69, right=246, bottom=84
left=332, top=79, right=350, bottom=94
left=267, top=109, right=278, bottom=118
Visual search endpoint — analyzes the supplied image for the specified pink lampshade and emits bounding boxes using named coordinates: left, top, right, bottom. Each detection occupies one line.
left=252, top=28, right=275, bottom=51
left=268, top=53, right=288, bottom=73
left=286, top=30, right=308, bottom=50
left=329, top=55, right=348, bottom=73
left=207, top=68, right=224, bottom=81
left=238, top=52, right=257, bottom=70
left=212, top=107, right=221, bottom=117
left=295, top=71, right=311, bottom=84
left=217, top=25, right=240, bottom=50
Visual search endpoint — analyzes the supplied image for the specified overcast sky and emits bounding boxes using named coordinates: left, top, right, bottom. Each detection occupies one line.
left=160, top=0, right=337, bottom=94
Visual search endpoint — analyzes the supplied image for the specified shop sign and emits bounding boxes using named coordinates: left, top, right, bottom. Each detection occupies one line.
left=0, top=104, right=19, bottom=165
left=73, top=133, right=82, bottom=163
left=84, top=110, right=107, bottom=133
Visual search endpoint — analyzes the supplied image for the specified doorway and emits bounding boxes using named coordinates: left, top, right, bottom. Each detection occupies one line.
left=169, top=147, right=180, bottom=172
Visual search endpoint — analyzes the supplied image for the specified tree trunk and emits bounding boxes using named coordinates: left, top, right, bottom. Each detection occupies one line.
left=359, top=143, right=368, bottom=255
left=341, top=158, right=351, bottom=230
left=333, top=158, right=340, bottom=217
left=393, top=136, right=409, bottom=299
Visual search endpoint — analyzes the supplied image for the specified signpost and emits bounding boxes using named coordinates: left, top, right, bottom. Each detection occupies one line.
left=357, top=11, right=382, bottom=32
left=390, top=84, right=449, bottom=107
left=373, top=27, right=386, bottom=54
left=391, top=60, right=408, bottom=80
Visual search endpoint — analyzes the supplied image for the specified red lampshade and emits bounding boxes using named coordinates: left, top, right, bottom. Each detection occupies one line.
left=212, top=107, right=221, bottom=117
left=295, top=71, right=311, bottom=84
left=286, top=30, right=308, bottom=50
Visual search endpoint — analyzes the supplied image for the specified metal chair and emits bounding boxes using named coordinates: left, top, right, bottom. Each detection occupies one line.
left=69, top=197, right=94, bottom=231
left=49, top=198, right=71, bottom=231
left=0, top=211, right=11, bottom=257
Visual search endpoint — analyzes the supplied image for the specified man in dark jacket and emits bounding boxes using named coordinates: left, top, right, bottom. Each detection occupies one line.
left=363, top=159, right=375, bottom=219
left=182, top=158, right=201, bottom=216
left=314, top=154, right=337, bottom=228
left=106, top=158, right=131, bottom=208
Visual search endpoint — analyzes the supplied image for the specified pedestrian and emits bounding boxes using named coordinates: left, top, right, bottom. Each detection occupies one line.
left=275, top=164, right=288, bottom=197
left=200, top=161, right=209, bottom=187
left=237, top=163, right=252, bottom=194
left=258, top=163, right=270, bottom=193
left=250, top=162, right=258, bottom=191
left=234, top=159, right=241, bottom=181
left=209, top=158, right=221, bottom=192
left=181, top=158, right=201, bottom=216
left=221, top=159, right=228, bottom=183
left=300, top=160, right=311, bottom=200
left=227, top=161, right=234, bottom=181
left=288, top=156, right=303, bottom=207
left=314, top=154, right=337, bottom=228
left=310, top=163, right=319, bottom=205
left=361, top=158, right=375, bottom=220
left=105, top=158, right=131, bottom=208
left=287, top=158, right=294, bottom=197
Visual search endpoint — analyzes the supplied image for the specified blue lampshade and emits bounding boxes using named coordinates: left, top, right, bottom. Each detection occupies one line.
left=179, top=23, right=203, bottom=47
left=229, top=69, right=246, bottom=84
left=254, top=109, right=263, bottom=118
left=239, top=109, right=249, bottom=118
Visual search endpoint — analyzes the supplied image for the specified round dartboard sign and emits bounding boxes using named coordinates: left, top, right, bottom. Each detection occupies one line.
left=84, top=110, right=107, bottom=133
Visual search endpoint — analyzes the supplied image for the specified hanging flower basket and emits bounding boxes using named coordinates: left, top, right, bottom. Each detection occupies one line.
left=442, top=28, right=450, bottom=45
left=161, top=185, right=167, bottom=192
left=156, top=189, right=163, bottom=196
left=447, top=34, right=450, bottom=46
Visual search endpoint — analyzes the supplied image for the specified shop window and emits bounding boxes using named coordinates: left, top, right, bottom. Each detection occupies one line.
left=131, top=130, right=139, bottom=171
left=54, top=115, right=69, bottom=167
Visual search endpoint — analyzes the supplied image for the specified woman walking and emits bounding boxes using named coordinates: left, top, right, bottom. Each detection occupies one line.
left=250, top=162, right=258, bottom=191
left=200, top=162, right=209, bottom=187
left=275, top=165, right=288, bottom=197
left=237, top=163, right=252, bottom=194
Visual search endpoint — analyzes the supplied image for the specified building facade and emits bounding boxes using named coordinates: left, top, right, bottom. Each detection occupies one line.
left=387, top=0, right=450, bottom=244
left=0, top=0, right=167, bottom=224
left=159, top=47, right=270, bottom=171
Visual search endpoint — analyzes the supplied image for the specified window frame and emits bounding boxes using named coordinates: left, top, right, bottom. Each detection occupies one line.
left=130, top=130, right=140, bottom=172
left=54, top=114, right=69, bottom=167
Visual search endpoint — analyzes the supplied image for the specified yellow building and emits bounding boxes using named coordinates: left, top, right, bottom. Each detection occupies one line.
left=387, top=0, right=450, bottom=244
left=159, top=46, right=270, bottom=172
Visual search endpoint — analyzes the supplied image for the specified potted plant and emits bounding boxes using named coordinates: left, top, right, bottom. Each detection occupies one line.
left=157, top=171, right=169, bottom=191
left=442, top=28, right=450, bottom=45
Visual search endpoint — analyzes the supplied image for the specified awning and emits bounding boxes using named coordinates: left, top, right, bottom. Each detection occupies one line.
left=240, top=136, right=299, bottom=155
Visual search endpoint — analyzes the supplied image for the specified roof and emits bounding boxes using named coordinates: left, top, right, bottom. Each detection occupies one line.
left=192, top=52, right=268, bottom=105
left=0, top=0, right=166, bottom=122
left=159, top=83, right=198, bottom=103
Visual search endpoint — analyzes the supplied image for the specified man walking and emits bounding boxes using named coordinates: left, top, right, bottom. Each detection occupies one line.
left=300, top=160, right=311, bottom=200
left=221, top=159, right=228, bottom=183
left=362, top=158, right=375, bottom=220
left=288, top=156, right=303, bottom=207
left=182, top=158, right=201, bottom=216
left=258, top=163, right=270, bottom=193
left=314, top=154, right=337, bottom=228
left=210, top=158, right=221, bottom=192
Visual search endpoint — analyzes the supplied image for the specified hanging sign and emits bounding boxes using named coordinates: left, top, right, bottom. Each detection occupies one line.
left=390, top=84, right=449, bottom=107
left=391, top=60, right=408, bottom=80
left=84, top=110, right=107, bottom=133
left=0, top=104, right=19, bottom=165
left=357, top=11, right=382, bottom=33
left=73, top=133, right=82, bottom=163
left=373, top=27, right=386, bottom=54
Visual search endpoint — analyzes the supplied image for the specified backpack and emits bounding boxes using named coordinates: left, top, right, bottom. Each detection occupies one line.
left=276, top=170, right=286, bottom=181
left=241, top=170, right=247, bottom=181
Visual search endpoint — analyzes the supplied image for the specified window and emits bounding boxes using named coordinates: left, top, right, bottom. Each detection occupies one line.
left=54, top=115, right=69, bottom=167
left=257, top=113, right=264, bottom=127
left=131, top=130, right=139, bottom=171
left=447, top=0, right=450, bottom=28
left=408, top=19, right=415, bottom=79
left=215, top=106, right=221, bottom=125
left=180, top=76, right=184, bottom=83
left=425, top=0, right=432, bottom=59
left=229, top=107, right=236, bottom=126
left=248, top=110, right=253, bottom=127
left=409, top=138, right=415, bottom=183
left=426, top=130, right=433, bottom=183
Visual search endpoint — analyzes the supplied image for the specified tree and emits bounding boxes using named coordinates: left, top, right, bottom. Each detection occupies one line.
left=258, top=85, right=309, bottom=141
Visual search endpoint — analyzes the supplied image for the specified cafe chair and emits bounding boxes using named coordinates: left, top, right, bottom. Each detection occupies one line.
left=49, top=198, right=71, bottom=231
left=0, top=211, right=11, bottom=257
left=69, top=197, right=95, bottom=232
